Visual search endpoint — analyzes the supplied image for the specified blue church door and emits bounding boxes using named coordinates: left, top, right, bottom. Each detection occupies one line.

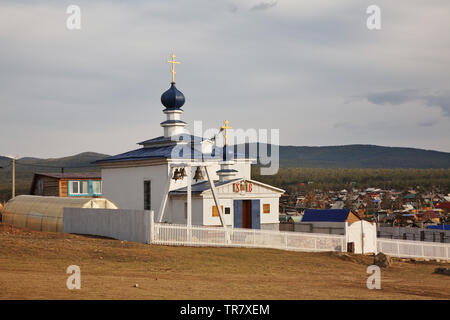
left=233, top=199, right=260, bottom=229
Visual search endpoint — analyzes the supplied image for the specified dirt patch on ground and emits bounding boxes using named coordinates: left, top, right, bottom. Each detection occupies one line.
left=0, top=223, right=449, bottom=300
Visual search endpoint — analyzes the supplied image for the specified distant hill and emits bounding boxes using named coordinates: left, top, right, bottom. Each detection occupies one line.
left=276, top=144, right=450, bottom=168
left=0, top=152, right=109, bottom=169
left=236, top=144, right=450, bottom=169
left=1, top=145, right=450, bottom=201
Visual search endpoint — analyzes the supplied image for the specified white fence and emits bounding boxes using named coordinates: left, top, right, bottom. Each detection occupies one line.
left=153, top=223, right=346, bottom=252
left=63, top=208, right=151, bottom=244
left=60, top=208, right=450, bottom=260
left=377, top=238, right=450, bottom=260
left=378, top=226, right=450, bottom=243
left=153, top=222, right=450, bottom=260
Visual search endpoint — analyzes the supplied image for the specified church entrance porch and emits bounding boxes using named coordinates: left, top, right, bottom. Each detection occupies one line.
left=233, top=199, right=260, bottom=229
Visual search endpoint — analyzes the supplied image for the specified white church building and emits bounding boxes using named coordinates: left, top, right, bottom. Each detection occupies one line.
left=96, top=54, right=284, bottom=230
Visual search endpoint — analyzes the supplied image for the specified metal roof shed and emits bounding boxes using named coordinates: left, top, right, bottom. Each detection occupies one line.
left=1, top=195, right=118, bottom=232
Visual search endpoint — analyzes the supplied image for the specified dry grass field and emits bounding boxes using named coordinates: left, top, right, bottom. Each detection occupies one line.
left=0, top=222, right=449, bottom=300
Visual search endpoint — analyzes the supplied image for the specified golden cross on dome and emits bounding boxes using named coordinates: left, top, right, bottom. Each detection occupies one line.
left=221, top=120, right=232, bottom=146
left=167, top=53, right=180, bottom=83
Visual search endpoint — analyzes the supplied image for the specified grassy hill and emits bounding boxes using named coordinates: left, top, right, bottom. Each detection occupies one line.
left=1, top=145, right=450, bottom=202
left=251, top=144, right=450, bottom=168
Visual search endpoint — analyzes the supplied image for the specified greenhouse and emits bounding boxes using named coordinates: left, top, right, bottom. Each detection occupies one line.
left=1, top=195, right=118, bottom=232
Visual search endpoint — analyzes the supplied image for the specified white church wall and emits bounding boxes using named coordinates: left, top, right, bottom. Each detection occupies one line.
left=200, top=180, right=282, bottom=228
left=168, top=197, right=203, bottom=225
left=170, top=198, right=186, bottom=224
left=259, top=196, right=280, bottom=225
left=202, top=197, right=234, bottom=227
left=166, top=160, right=251, bottom=187
left=166, top=162, right=221, bottom=191
left=201, top=195, right=280, bottom=227
left=101, top=159, right=270, bottom=228
left=101, top=164, right=168, bottom=211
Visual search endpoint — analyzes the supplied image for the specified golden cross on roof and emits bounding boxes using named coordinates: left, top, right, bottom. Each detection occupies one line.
left=167, top=53, right=180, bottom=83
left=221, top=120, right=232, bottom=146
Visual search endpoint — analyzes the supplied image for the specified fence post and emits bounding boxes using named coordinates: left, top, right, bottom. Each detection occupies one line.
left=187, top=224, right=191, bottom=244
left=149, top=210, right=154, bottom=244
left=284, top=232, right=288, bottom=250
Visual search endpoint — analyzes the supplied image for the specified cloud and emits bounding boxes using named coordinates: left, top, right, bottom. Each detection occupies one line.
left=367, top=89, right=418, bottom=105
left=366, top=89, right=450, bottom=117
left=227, top=3, right=238, bottom=13
left=250, top=0, right=277, bottom=11
left=1, top=0, right=450, bottom=156
left=417, top=119, right=439, bottom=127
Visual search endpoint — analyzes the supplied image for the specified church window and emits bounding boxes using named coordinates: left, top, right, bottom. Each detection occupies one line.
left=263, top=203, right=271, bottom=214
left=144, top=180, right=151, bottom=210
left=212, top=205, right=224, bottom=217
left=225, top=207, right=231, bottom=214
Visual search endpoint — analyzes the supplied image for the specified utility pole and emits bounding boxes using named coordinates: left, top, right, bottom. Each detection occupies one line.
left=12, top=157, right=15, bottom=198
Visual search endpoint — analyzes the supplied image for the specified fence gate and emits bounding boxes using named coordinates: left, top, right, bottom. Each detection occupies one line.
left=346, top=220, right=377, bottom=254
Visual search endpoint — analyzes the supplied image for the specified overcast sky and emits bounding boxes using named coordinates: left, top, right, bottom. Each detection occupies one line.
left=0, top=0, right=449, bottom=158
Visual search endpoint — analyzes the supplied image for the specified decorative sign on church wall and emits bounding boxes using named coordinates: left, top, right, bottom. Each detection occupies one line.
left=233, top=181, right=253, bottom=193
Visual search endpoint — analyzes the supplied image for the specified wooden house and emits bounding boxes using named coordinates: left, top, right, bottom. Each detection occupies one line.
left=30, top=172, right=102, bottom=198
left=436, top=202, right=450, bottom=214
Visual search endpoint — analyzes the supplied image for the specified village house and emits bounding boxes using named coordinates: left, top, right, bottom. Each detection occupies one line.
left=29, top=172, right=102, bottom=198
left=437, top=202, right=450, bottom=214
left=301, top=208, right=362, bottom=225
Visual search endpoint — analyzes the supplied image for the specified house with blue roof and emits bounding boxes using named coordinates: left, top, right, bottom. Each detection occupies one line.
left=299, top=209, right=377, bottom=254
left=302, top=209, right=361, bottom=224
left=295, top=209, right=362, bottom=235
left=95, top=54, right=284, bottom=230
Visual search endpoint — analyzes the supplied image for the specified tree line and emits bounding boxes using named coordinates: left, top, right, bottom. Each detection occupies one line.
left=252, top=167, right=450, bottom=194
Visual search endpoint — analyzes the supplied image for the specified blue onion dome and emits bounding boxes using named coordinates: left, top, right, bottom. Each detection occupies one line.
left=161, top=82, right=185, bottom=109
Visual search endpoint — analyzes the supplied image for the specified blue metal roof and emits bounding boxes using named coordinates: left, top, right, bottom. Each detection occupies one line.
left=302, top=209, right=352, bottom=222
left=95, top=145, right=180, bottom=163
left=427, top=225, right=450, bottom=231
left=96, top=144, right=248, bottom=164
left=138, top=134, right=207, bottom=146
